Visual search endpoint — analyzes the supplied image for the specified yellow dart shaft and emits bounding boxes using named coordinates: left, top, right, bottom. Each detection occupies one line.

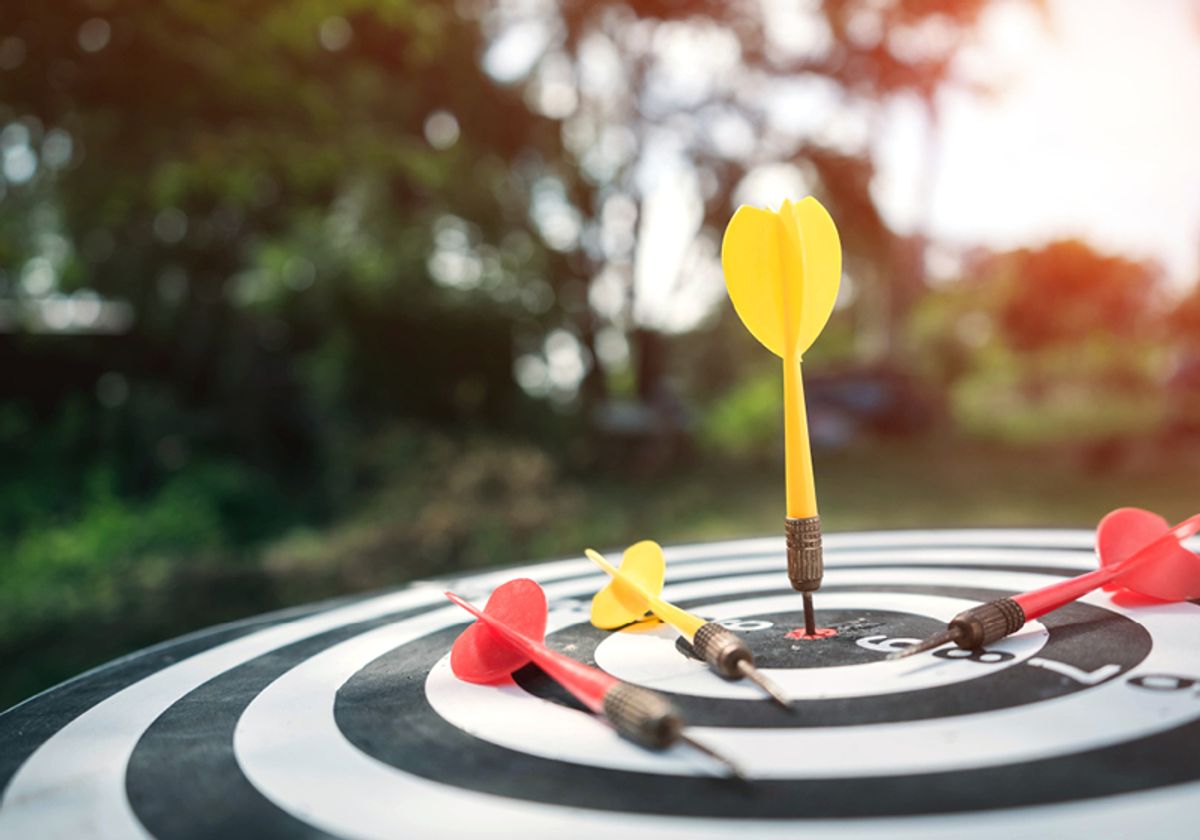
left=776, top=208, right=818, bottom=521
left=586, top=550, right=707, bottom=639
left=783, top=357, right=817, bottom=519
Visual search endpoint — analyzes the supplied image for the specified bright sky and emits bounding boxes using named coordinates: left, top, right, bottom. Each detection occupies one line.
left=876, top=0, right=1200, bottom=288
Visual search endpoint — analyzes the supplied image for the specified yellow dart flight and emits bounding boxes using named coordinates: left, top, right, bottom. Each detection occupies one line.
left=721, top=197, right=842, bottom=635
left=586, top=541, right=790, bottom=708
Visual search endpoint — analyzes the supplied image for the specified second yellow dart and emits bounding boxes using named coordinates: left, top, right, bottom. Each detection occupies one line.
left=585, top=542, right=791, bottom=708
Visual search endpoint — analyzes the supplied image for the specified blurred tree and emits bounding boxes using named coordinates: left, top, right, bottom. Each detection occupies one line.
left=0, top=0, right=566, bottom=519
left=986, top=240, right=1162, bottom=352
left=1165, top=282, right=1200, bottom=438
left=1168, top=283, right=1200, bottom=348
left=909, top=239, right=1167, bottom=453
left=468, top=0, right=1024, bottom=421
left=0, top=0, right=589, bottom=703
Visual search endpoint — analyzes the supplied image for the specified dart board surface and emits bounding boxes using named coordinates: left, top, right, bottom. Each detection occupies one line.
left=2, top=529, right=1199, bottom=839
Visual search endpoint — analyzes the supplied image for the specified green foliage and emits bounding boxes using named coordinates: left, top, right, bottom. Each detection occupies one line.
left=910, top=240, right=1171, bottom=446
left=950, top=341, right=1166, bottom=445
left=699, top=370, right=782, bottom=459
left=263, top=431, right=586, bottom=599
left=0, top=458, right=282, bottom=642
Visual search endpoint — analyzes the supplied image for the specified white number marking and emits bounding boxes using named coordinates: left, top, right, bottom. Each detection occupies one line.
left=717, top=619, right=773, bottom=632
left=1028, top=657, right=1121, bottom=685
left=856, top=634, right=921, bottom=653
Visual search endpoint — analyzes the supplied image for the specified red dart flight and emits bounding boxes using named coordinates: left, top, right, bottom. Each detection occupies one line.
left=447, top=579, right=612, bottom=710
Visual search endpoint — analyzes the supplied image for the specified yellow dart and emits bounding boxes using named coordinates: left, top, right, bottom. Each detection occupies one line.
left=720, top=197, right=842, bottom=635
left=585, top=542, right=791, bottom=708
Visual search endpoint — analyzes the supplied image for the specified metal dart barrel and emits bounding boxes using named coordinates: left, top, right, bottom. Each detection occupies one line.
left=602, top=682, right=743, bottom=777
left=890, top=597, right=1026, bottom=660
left=786, top=515, right=823, bottom=635
left=692, top=622, right=791, bottom=708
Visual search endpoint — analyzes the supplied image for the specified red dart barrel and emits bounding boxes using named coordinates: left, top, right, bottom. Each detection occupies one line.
left=1015, top=512, right=1200, bottom=619
left=445, top=591, right=616, bottom=712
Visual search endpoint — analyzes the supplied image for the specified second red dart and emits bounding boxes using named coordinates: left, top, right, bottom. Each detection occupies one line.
left=891, top=507, right=1200, bottom=660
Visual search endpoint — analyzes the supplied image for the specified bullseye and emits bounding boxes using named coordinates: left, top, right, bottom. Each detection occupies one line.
left=787, top=628, right=837, bottom=640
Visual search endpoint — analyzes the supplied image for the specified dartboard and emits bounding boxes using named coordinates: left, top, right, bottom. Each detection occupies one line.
left=2, top=529, right=1199, bottom=839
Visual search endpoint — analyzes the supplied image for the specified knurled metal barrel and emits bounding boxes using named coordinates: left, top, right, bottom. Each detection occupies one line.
left=601, top=682, right=683, bottom=749
left=786, top=515, right=823, bottom=593
left=691, top=621, right=754, bottom=679
left=948, top=598, right=1026, bottom=649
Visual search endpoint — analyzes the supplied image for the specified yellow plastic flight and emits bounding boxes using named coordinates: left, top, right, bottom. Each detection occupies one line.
left=721, top=197, right=841, bottom=518
left=586, top=542, right=706, bottom=639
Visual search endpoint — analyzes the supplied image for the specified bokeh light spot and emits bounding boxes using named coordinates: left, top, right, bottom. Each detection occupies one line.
left=77, top=18, right=112, bottom=54
left=3, top=146, right=36, bottom=184
left=319, top=17, right=353, bottom=52
left=0, top=37, right=26, bottom=70
left=423, top=111, right=460, bottom=150
left=153, top=208, right=188, bottom=244
left=42, top=129, right=73, bottom=169
left=96, top=372, right=130, bottom=408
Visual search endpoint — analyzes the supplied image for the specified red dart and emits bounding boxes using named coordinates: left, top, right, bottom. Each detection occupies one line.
left=445, top=579, right=742, bottom=775
left=892, top=508, right=1200, bottom=659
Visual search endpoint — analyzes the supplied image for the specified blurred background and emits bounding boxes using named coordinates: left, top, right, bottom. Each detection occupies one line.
left=2, top=0, right=1199, bottom=708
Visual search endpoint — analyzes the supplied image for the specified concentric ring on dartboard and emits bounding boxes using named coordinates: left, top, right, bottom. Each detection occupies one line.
left=3, top=532, right=1199, bottom=840
left=508, top=592, right=1143, bottom=726
left=585, top=591, right=1054, bottom=700
left=372, top=584, right=1149, bottom=784
left=234, top=562, right=1191, bottom=820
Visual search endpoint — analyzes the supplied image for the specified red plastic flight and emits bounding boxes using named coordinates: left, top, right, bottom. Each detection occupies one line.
left=445, top=579, right=742, bottom=775
left=447, top=578, right=613, bottom=711
left=892, top=507, right=1200, bottom=659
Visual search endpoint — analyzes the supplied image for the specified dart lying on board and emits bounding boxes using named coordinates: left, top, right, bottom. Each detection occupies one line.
left=445, top=578, right=742, bottom=776
left=721, top=197, right=842, bottom=636
left=585, top=542, right=791, bottom=709
left=892, top=507, right=1200, bottom=660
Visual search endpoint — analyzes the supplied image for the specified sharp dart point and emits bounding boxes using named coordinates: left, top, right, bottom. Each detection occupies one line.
left=887, top=628, right=961, bottom=661
left=679, top=733, right=745, bottom=779
left=802, top=592, right=816, bottom=637
left=736, top=659, right=791, bottom=709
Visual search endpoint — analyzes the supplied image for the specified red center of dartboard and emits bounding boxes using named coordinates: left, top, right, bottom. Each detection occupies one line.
left=785, top=627, right=837, bottom=640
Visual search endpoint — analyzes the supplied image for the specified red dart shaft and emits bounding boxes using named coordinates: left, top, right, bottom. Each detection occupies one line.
left=1015, top=514, right=1200, bottom=619
left=445, top=592, right=616, bottom=712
